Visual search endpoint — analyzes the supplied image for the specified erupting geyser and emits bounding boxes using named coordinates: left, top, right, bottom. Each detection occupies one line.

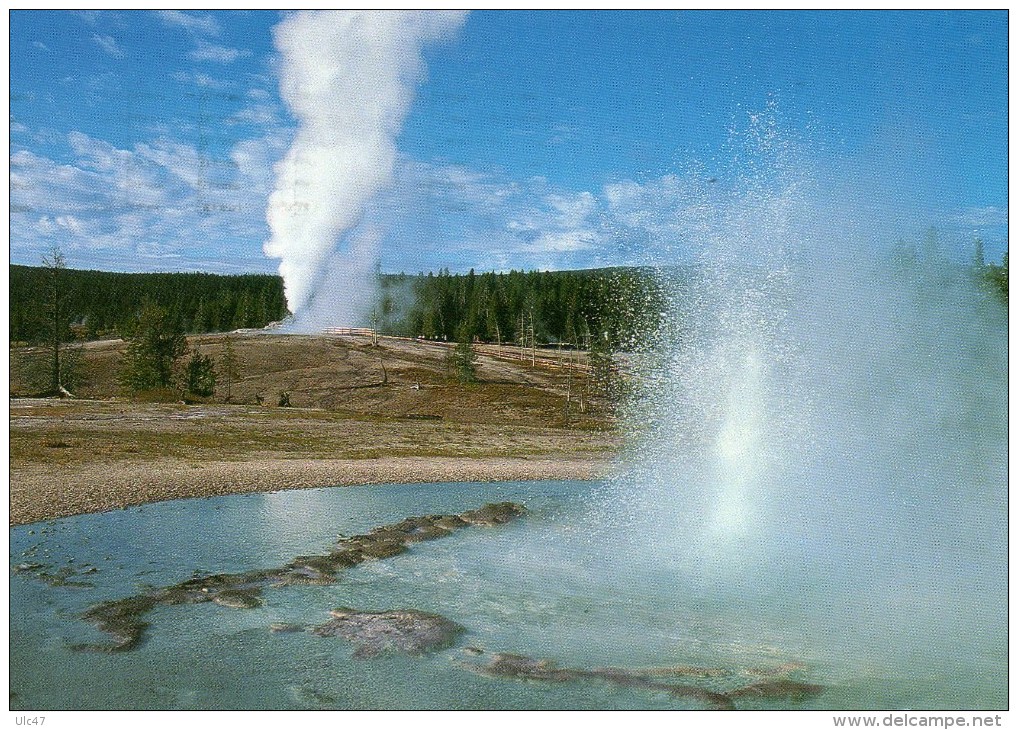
left=264, top=10, right=467, bottom=328
left=593, top=117, right=1007, bottom=699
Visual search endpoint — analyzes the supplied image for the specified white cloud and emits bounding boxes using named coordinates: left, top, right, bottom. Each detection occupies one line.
left=11, top=147, right=121, bottom=214
left=155, top=10, right=220, bottom=37
left=13, top=120, right=705, bottom=275
left=92, top=34, right=124, bottom=58
left=32, top=40, right=50, bottom=52
left=157, top=10, right=248, bottom=75
left=72, top=10, right=100, bottom=26
left=229, top=103, right=278, bottom=127
left=366, top=162, right=754, bottom=272
left=526, top=231, right=597, bottom=253
left=367, top=159, right=613, bottom=273
left=11, top=119, right=726, bottom=276
left=189, top=42, right=250, bottom=64
left=504, top=189, right=606, bottom=267
left=951, top=206, right=1008, bottom=228
left=546, top=191, right=597, bottom=228
left=232, top=133, right=290, bottom=187
left=601, top=173, right=715, bottom=255
left=10, top=128, right=289, bottom=272
left=390, top=159, right=520, bottom=215
left=134, top=138, right=216, bottom=190
left=548, top=122, right=580, bottom=145
left=55, top=215, right=86, bottom=235
left=171, top=71, right=230, bottom=90
left=225, top=85, right=286, bottom=128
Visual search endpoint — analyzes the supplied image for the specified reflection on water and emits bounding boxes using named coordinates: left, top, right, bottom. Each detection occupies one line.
left=10, top=481, right=1006, bottom=710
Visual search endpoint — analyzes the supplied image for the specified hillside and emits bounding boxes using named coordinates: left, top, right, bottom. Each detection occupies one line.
left=9, top=331, right=619, bottom=524
left=12, top=330, right=609, bottom=419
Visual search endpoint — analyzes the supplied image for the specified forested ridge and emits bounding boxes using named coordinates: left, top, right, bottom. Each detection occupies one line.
left=10, top=265, right=288, bottom=343
left=9, top=264, right=669, bottom=348
left=379, top=267, right=667, bottom=349
left=9, top=246, right=1006, bottom=348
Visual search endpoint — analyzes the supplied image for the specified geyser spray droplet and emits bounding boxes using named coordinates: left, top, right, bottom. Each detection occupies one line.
left=588, top=110, right=1006, bottom=702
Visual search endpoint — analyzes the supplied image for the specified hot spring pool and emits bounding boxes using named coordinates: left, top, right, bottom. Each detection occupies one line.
left=9, top=481, right=1006, bottom=711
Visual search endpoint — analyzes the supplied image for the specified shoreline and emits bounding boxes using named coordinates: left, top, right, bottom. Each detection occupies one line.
left=9, top=455, right=612, bottom=527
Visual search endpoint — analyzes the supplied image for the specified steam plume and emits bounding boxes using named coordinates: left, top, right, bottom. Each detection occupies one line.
left=264, top=10, right=467, bottom=323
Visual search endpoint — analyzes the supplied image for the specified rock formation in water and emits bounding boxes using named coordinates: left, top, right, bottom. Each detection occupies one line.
left=65, top=496, right=822, bottom=710
left=13, top=561, right=97, bottom=588
left=457, top=649, right=823, bottom=710
left=728, top=677, right=824, bottom=701
left=76, top=595, right=158, bottom=652
left=458, top=651, right=736, bottom=710
left=310, top=608, right=465, bottom=658
left=71, top=501, right=526, bottom=653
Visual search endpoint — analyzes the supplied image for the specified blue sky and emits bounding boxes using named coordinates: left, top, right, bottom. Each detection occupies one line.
left=9, top=10, right=1009, bottom=275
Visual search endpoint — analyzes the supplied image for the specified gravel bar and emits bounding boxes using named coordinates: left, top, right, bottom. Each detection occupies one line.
left=9, top=456, right=610, bottom=526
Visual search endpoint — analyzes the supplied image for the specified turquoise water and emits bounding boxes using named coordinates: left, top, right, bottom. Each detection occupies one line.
left=9, top=481, right=1006, bottom=710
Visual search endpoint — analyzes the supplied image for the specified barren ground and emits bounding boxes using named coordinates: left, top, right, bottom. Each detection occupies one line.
left=9, top=333, right=619, bottom=525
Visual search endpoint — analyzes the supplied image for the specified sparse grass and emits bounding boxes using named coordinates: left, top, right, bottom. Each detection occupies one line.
left=10, top=399, right=618, bottom=469
left=41, top=439, right=73, bottom=449
left=11, top=411, right=616, bottom=467
left=10, top=333, right=620, bottom=473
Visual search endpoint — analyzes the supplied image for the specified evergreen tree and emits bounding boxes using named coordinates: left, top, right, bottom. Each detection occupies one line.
left=184, top=348, right=217, bottom=397
left=41, top=247, right=69, bottom=394
left=233, top=291, right=253, bottom=329
left=120, top=303, right=188, bottom=392
left=219, top=335, right=241, bottom=402
left=447, top=325, right=478, bottom=383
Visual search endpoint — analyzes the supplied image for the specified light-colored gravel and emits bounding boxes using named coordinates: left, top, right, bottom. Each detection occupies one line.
left=9, top=456, right=612, bottom=526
